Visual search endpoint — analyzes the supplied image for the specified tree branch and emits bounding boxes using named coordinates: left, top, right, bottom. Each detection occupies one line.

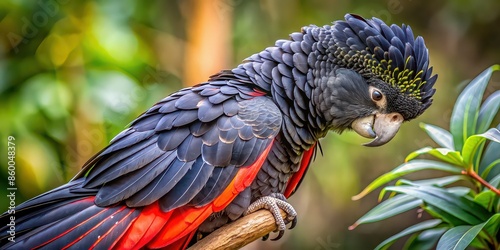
left=188, top=209, right=286, bottom=250
left=464, top=169, right=500, bottom=196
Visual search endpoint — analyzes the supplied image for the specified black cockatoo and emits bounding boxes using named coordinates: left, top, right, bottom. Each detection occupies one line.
left=1, top=14, right=436, bottom=249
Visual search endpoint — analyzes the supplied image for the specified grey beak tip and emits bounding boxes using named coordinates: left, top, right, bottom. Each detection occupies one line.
left=362, top=137, right=382, bottom=147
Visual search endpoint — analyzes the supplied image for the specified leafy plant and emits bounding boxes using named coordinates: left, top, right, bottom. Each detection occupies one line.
left=350, top=65, right=500, bottom=250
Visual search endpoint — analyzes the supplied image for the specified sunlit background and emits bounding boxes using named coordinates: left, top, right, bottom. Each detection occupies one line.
left=1, top=0, right=499, bottom=249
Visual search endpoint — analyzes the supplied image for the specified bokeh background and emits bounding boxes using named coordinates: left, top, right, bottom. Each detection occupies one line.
left=1, top=0, right=499, bottom=249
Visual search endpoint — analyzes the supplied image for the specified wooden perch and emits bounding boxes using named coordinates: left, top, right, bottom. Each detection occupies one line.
left=189, top=209, right=287, bottom=250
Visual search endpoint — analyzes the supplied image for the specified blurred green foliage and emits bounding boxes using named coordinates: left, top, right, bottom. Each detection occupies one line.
left=1, top=0, right=499, bottom=249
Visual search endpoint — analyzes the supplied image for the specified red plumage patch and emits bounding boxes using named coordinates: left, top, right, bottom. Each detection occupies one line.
left=163, top=230, right=196, bottom=250
left=115, top=202, right=173, bottom=249
left=284, top=143, right=316, bottom=198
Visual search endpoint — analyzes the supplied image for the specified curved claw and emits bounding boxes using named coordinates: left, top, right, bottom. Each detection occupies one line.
left=245, top=193, right=298, bottom=241
left=289, top=217, right=298, bottom=229
left=271, top=230, right=285, bottom=241
left=262, top=234, right=270, bottom=241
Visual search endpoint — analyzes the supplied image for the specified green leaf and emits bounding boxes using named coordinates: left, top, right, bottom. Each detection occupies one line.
left=401, top=175, right=467, bottom=188
left=420, top=123, right=454, bottom=150
left=350, top=195, right=421, bottom=229
left=474, top=190, right=497, bottom=211
left=382, top=177, right=468, bottom=201
left=489, top=174, right=500, bottom=188
left=353, top=160, right=463, bottom=200
left=436, top=224, right=485, bottom=250
left=479, top=124, right=500, bottom=180
left=424, top=204, right=469, bottom=226
left=436, top=214, right=499, bottom=250
left=480, top=159, right=500, bottom=180
left=446, top=187, right=472, bottom=197
left=450, top=65, right=499, bottom=151
left=462, top=128, right=500, bottom=167
left=374, top=219, right=443, bottom=250
left=476, top=90, right=500, bottom=134
left=482, top=213, right=500, bottom=240
left=385, top=186, right=490, bottom=225
left=405, top=147, right=464, bottom=166
left=405, top=228, right=447, bottom=250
